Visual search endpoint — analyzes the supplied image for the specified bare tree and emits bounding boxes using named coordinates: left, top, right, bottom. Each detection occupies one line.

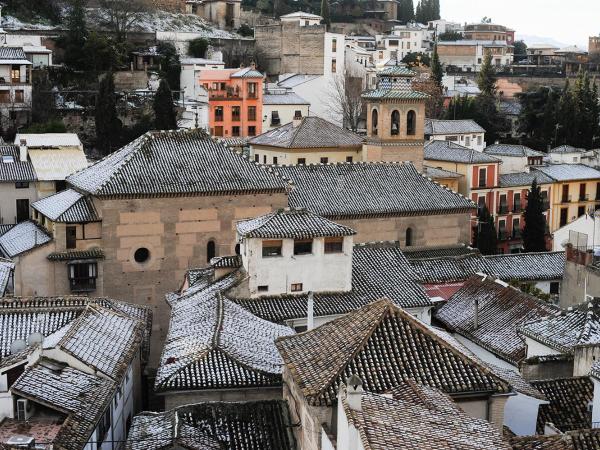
left=97, top=0, right=149, bottom=42
left=328, top=68, right=364, bottom=132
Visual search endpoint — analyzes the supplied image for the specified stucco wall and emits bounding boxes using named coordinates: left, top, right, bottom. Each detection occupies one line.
left=0, top=183, right=37, bottom=224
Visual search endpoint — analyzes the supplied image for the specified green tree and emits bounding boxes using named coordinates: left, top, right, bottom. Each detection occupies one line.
left=477, top=53, right=497, bottom=96
left=438, top=31, right=463, bottom=41
left=402, top=52, right=430, bottom=67
left=473, top=205, right=497, bottom=255
left=153, top=79, right=177, bottom=130
left=522, top=179, right=548, bottom=252
left=415, top=1, right=422, bottom=22
left=321, top=0, right=331, bottom=29
left=237, top=23, right=254, bottom=37
left=432, top=0, right=440, bottom=20
left=188, top=38, right=209, bottom=58
left=157, top=42, right=181, bottom=91
left=430, top=45, right=443, bottom=85
left=397, top=0, right=414, bottom=23
left=444, top=95, right=477, bottom=120
left=95, top=73, right=121, bottom=155
left=63, top=0, right=89, bottom=70
left=513, top=40, right=527, bottom=63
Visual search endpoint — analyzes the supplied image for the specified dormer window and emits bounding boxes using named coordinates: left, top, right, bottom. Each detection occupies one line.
left=262, top=240, right=282, bottom=257
left=324, top=237, right=344, bottom=253
left=293, top=239, right=312, bottom=255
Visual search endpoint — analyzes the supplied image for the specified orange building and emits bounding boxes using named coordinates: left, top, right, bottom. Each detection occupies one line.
left=200, top=65, right=264, bottom=138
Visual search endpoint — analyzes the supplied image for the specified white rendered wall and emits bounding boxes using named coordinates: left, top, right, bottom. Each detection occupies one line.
left=524, top=336, right=561, bottom=358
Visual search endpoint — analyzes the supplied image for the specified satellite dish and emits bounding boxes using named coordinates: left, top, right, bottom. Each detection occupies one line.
left=10, top=339, right=26, bottom=354
left=27, top=332, right=44, bottom=346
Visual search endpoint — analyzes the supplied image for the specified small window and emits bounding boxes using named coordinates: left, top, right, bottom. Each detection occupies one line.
left=248, top=106, right=257, bottom=121
left=15, top=181, right=28, bottom=189
left=262, top=240, right=282, bottom=257
left=320, top=157, right=329, bottom=164
left=346, top=156, right=353, bottom=163
left=68, top=262, right=97, bottom=292
left=331, top=38, right=337, bottom=52
left=248, top=126, right=256, bottom=136
left=291, top=283, right=303, bottom=292
left=215, top=106, right=224, bottom=122
left=550, top=282, right=560, bottom=294
left=232, top=126, right=240, bottom=137
left=271, top=111, right=280, bottom=126
left=297, top=158, right=306, bottom=165
left=294, top=239, right=312, bottom=255
left=331, top=59, right=337, bottom=73
left=478, top=168, right=487, bottom=188
left=273, top=156, right=278, bottom=164
left=254, top=154, right=259, bottom=162
left=263, top=155, right=267, bottom=164
left=406, top=110, right=416, bottom=136
left=134, top=248, right=150, bottom=263
left=66, top=226, right=77, bottom=249
left=324, top=237, right=344, bottom=253
left=405, top=227, right=413, bottom=247
left=258, top=285, right=269, bottom=292
left=207, top=240, right=216, bottom=262
left=391, top=110, right=400, bottom=136
left=371, top=109, right=378, bottom=135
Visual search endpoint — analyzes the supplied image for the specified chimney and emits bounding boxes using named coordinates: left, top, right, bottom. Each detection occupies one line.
left=307, top=291, right=314, bottom=330
left=345, top=375, right=363, bottom=412
left=473, top=298, right=479, bottom=329
left=292, top=111, right=303, bottom=128
left=19, top=139, right=27, bottom=162
left=250, top=61, right=256, bottom=70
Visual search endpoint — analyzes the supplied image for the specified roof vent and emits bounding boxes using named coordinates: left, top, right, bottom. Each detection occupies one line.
left=27, top=332, right=44, bottom=346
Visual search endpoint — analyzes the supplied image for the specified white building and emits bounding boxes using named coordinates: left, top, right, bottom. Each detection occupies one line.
left=279, top=11, right=323, bottom=26
left=548, top=145, right=599, bottom=166
left=384, top=22, right=431, bottom=60
left=483, top=144, right=545, bottom=174
left=262, top=87, right=310, bottom=132
left=0, top=298, right=150, bottom=450
left=236, top=208, right=355, bottom=297
left=425, top=119, right=486, bottom=151
left=427, top=19, right=463, bottom=36
left=552, top=214, right=600, bottom=251
left=437, top=40, right=513, bottom=72
left=180, top=57, right=225, bottom=101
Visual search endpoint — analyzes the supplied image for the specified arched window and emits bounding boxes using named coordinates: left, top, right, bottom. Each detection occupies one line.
left=372, top=109, right=378, bottom=135
left=405, top=228, right=413, bottom=247
left=207, top=240, right=216, bottom=263
left=235, top=243, right=241, bottom=255
left=391, top=110, right=400, bottom=136
left=407, top=110, right=416, bottom=136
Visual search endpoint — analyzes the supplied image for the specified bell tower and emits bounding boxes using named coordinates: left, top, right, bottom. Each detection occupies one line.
left=362, top=65, right=427, bottom=170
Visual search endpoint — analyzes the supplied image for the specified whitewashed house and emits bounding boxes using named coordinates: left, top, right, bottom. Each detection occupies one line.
left=425, top=119, right=486, bottom=151
left=261, top=87, right=310, bottom=132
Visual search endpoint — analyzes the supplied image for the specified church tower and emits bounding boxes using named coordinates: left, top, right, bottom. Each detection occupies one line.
left=362, top=66, right=428, bottom=170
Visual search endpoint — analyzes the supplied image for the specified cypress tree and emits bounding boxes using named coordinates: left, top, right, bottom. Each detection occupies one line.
left=153, top=79, right=177, bottom=131
left=321, top=0, right=331, bottom=29
left=473, top=205, right=497, bottom=255
left=415, top=1, right=422, bottom=23
left=522, top=179, right=548, bottom=252
left=63, top=0, right=88, bottom=70
left=398, top=0, right=415, bottom=23
left=95, top=73, right=120, bottom=155
left=477, top=53, right=497, bottom=97
left=432, top=0, right=440, bottom=19
left=431, top=45, right=443, bottom=85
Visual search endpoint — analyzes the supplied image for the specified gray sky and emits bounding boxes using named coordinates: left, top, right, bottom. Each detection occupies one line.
left=441, top=0, right=599, bottom=49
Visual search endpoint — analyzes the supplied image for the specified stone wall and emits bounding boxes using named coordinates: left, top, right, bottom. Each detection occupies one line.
left=337, top=212, right=472, bottom=248
left=98, top=192, right=288, bottom=366
left=254, top=22, right=325, bottom=76
left=520, top=357, right=574, bottom=381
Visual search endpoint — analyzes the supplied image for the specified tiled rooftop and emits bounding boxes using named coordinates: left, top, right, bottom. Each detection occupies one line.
left=0, top=258, right=13, bottom=296
left=126, top=401, right=296, bottom=450
left=520, top=299, right=600, bottom=353
left=0, top=221, right=52, bottom=258
left=436, top=275, right=558, bottom=364
left=340, top=380, right=510, bottom=450
left=425, top=140, right=500, bottom=164
left=534, top=164, right=600, bottom=182
left=262, top=91, right=309, bottom=105
left=155, top=271, right=294, bottom=392
left=531, top=377, right=593, bottom=433
left=510, top=429, right=600, bottom=450
left=423, top=165, right=464, bottom=179
left=275, top=299, right=510, bottom=406
left=249, top=116, right=363, bottom=149
left=236, top=208, right=356, bottom=239
left=229, top=243, right=433, bottom=323
left=31, top=189, right=99, bottom=223
left=67, top=130, right=289, bottom=198
left=425, top=119, right=486, bottom=135
left=0, top=146, right=36, bottom=182
left=275, top=162, right=475, bottom=219
left=11, top=362, right=116, bottom=450
left=484, top=144, right=544, bottom=158
left=549, top=145, right=588, bottom=154
left=499, top=171, right=554, bottom=187
left=0, top=47, right=30, bottom=62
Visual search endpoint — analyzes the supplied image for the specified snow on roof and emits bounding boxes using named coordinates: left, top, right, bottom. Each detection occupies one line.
left=15, top=133, right=82, bottom=148
left=31, top=189, right=99, bottom=223
left=28, top=148, right=89, bottom=181
left=0, top=258, right=13, bottom=296
left=0, top=221, right=51, bottom=258
left=280, top=11, right=323, bottom=20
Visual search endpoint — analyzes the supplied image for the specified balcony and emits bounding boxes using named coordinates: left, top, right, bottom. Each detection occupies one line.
left=561, top=195, right=571, bottom=203
left=208, top=88, right=240, bottom=100
left=513, top=202, right=522, bottom=213
left=498, top=230, right=509, bottom=241
left=271, top=118, right=281, bottom=126
left=579, top=194, right=589, bottom=202
left=69, top=277, right=96, bottom=292
left=498, top=204, right=508, bottom=215
left=512, top=229, right=522, bottom=239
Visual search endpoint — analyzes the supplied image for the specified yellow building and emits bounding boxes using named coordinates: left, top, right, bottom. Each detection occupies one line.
left=249, top=116, right=364, bottom=165
left=534, top=164, right=600, bottom=232
left=423, top=166, right=463, bottom=192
